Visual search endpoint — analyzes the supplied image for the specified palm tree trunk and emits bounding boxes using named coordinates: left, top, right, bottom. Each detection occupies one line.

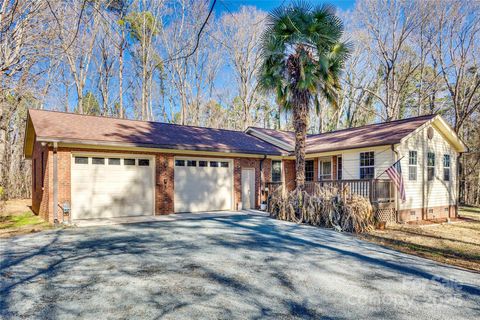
left=292, top=90, right=309, bottom=191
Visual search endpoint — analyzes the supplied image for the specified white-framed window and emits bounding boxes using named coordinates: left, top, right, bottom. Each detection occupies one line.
left=427, top=152, right=435, bottom=181
left=408, top=151, right=417, bottom=181
left=75, top=156, right=88, bottom=164
left=124, top=158, right=136, bottom=166
left=108, top=158, right=120, bottom=165
left=187, top=160, right=197, bottom=167
left=443, top=154, right=450, bottom=181
left=360, top=152, right=374, bottom=179
left=175, top=159, right=185, bottom=166
left=271, top=160, right=282, bottom=182
left=138, top=159, right=150, bottom=166
left=319, top=160, right=332, bottom=180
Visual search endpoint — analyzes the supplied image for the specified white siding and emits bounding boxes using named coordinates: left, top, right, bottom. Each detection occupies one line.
left=397, top=124, right=458, bottom=211
left=340, top=146, right=394, bottom=180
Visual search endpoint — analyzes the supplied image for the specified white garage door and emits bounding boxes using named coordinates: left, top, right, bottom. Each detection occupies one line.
left=174, top=158, right=233, bottom=213
left=71, top=154, right=155, bottom=220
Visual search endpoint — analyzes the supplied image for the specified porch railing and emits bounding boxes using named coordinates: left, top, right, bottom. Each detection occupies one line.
left=266, top=179, right=395, bottom=204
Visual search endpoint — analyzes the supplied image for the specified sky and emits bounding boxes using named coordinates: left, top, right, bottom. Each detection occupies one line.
left=215, top=0, right=357, bottom=14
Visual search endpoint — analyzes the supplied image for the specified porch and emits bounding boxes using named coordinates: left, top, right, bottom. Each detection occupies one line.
left=265, top=179, right=397, bottom=223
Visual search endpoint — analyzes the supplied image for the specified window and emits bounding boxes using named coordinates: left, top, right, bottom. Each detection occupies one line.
left=75, top=157, right=88, bottom=164
left=210, top=161, right=219, bottom=167
left=187, top=160, right=197, bottom=167
left=319, top=160, right=332, bottom=180
left=220, top=162, right=229, bottom=168
left=408, top=151, right=417, bottom=181
left=337, top=156, right=342, bottom=180
left=138, top=159, right=150, bottom=166
left=427, top=152, right=435, bottom=181
left=124, top=159, right=135, bottom=166
left=108, top=158, right=120, bottom=165
left=443, top=154, right=450, bottom=181
left=271, top=160, right=282, bottom=182
left=360, top=152, right=375, bottom=179
left=175, top=160, right=185, bottom=167
left=305, top=160, right=314, bottom=181
left=92, top=157, right=105, bottom=165
left=199, top=160, right=208, bottom=167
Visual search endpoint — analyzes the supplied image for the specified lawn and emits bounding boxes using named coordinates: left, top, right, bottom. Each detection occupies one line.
left=359, top=206, right=480, bottom=272
left=0, top=199, right=52, bottom=238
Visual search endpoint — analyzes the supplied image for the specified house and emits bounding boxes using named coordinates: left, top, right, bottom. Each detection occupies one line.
left=23, top=110, right=467, bottom=224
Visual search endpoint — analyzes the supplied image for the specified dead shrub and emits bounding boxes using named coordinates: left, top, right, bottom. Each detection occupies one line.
left=268, top=185, right=374, bottom=233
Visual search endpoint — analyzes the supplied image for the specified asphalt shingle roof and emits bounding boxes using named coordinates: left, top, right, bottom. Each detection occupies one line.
left=28, top=109, right=287, bottom=155
left=249, top=114, right=437, bottom=153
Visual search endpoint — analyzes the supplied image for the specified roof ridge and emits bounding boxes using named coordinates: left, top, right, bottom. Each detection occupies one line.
left=249, top=114, right=436, bottom=138
left=307, top=114, right=436, bottom=137
left=28, top=108, right=249, bottom=134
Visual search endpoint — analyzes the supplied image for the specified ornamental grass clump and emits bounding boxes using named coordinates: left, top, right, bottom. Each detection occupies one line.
left=268, top=185, right=374, bottom=233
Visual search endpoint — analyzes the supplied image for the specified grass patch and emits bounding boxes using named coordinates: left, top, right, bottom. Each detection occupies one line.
left=0, top=200, right=53, bottom=237
left=0, top=212, right=50, bottom=229
left=359, top=208, right=480, bottom=272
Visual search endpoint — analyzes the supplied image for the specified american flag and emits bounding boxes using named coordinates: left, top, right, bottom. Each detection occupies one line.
left=385, top=159, right=406, bottom=203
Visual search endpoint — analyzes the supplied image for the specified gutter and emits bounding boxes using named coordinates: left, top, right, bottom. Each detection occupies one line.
left=259, top=155, right=267, bottom=203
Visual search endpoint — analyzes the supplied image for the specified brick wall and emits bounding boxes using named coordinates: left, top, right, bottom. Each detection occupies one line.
left=398, top=204, right=457, bottom=222
left=31, top=141, right=49, bottom=221
left=283, top=159, right=296, bottom=191
left=32, top=146, right=269, bottom=222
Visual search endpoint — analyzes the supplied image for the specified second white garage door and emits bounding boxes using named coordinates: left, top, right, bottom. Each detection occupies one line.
left=71, top=154, right=155, bottom=220
left=174, top=158, right=233, bottom=212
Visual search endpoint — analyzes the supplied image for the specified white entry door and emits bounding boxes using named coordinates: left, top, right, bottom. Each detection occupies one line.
left=242, top=168, right=255, bottom=209
left=174, top=158, right=233, bottom=212
left=71, top=154, right=155, bottom=220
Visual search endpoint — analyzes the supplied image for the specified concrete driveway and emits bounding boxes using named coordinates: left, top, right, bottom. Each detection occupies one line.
left=1, top=213, right=479, bottom=319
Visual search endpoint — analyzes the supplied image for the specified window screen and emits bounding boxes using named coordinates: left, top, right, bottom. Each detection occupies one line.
left=305, top=160, right=314, bottom=181
left=138, top=159, right=150, bottom=166
left=443, top=154, right=450, bottom=181
left=75, top=157, right=88, bottom=164
left=337, top=156, right=342, bottom=180
left=408, top=151, right=417, bottom=181
left=124, top=159, right=135, bottom=166
left=272, top=160, right=282, bottom=182
left=92, top=157, right=105, bottom=165
left=427, top=152, right=435, bottom=181
left=108, top=158, right=120, bottom=165
left=360, top=152, right=374, bottom=179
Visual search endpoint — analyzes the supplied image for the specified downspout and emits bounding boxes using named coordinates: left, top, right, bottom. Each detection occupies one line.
left=391, top=145, right=399, bottom=222
left=259, top=155, right=267, bottom=206
left=52, top=142, right=59, bottom=224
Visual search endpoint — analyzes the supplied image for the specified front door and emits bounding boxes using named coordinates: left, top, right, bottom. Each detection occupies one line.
left=241, top=168, right=255, bottom=209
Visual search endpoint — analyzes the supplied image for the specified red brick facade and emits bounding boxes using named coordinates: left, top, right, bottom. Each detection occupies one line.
left=31, top=144, right=271, bottom=222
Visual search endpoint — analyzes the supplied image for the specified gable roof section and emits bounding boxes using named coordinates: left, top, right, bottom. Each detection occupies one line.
left=247, top=114, right=466, bottom=154
left=24, top=109, right=287, bottom=158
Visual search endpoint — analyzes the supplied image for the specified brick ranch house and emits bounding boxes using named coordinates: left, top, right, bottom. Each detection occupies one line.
left=23, top=109, right=466, bottom=224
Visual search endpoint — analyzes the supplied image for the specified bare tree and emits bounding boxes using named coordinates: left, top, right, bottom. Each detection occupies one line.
left=218, top=6, right=266, bottom=129
left=431, top=0, right=480, bottom=133
left=356, top=0, right=425, bottom=120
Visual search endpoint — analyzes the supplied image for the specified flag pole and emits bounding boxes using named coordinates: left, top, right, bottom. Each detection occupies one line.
left=375, top=156, right=405, bottom=179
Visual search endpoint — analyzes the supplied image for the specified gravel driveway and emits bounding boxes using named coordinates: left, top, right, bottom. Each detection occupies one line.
left=1, top=213, right=479, bottom=319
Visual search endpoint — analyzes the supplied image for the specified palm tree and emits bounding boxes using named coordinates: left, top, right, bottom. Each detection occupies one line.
left=259, top=3, right=350, bottom=190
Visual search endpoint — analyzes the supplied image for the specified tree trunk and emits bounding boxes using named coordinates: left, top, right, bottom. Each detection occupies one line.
left=292, top=90, right=309, bottom=191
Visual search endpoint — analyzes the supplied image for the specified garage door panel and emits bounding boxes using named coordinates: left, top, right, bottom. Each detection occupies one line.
left=174, top=159, right=233, bottom=213
left=71, top=155, right=154, bottom=219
